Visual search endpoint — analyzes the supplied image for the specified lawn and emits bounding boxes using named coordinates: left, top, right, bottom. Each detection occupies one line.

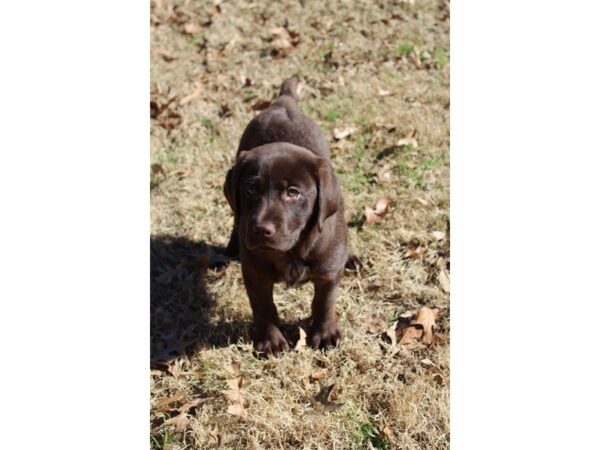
left=151, top=0, right=449, bottom=448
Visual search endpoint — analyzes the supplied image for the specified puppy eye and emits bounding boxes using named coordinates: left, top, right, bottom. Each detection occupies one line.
left=286, top=187, right=300, bottom=198
left=246, top=186, right=257, bottom=196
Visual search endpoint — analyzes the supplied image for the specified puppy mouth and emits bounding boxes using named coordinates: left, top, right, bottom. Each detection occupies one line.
left=245, top=236, right=294, bottom=252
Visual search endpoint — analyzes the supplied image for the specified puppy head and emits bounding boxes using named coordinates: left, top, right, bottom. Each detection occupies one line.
left=224, top=143, right=340, bottom=252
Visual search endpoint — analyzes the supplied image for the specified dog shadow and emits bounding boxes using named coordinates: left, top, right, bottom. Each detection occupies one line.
left=150, top=235, right=254, bottom=367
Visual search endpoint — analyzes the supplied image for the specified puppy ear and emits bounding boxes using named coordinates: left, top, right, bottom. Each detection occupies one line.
left=224, top=151, right=250, bottom=221
left=316, top=158, right=341, bottom=232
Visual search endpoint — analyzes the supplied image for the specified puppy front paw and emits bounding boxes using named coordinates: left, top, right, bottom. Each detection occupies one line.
left=309, top=321, right=341, bottom=349
left=254, top=324, right=289, bottom=354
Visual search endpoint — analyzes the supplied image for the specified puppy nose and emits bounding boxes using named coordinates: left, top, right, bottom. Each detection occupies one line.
left=254, top=222, right=275, bottom=237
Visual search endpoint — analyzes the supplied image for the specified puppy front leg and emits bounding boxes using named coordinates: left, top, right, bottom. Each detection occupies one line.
left=242, top=270, right=289, bottom=354
left=309, top=271, right=343, bottom=349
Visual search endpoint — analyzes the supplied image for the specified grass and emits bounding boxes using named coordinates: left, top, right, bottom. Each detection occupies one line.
left=151, top=0, right=449, bottom=448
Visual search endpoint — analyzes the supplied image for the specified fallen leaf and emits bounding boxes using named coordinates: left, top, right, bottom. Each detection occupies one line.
left=219, top=103, right=233, bottom=118
left=396, top=128, right=418, bottom=148
left=333, top=126, right=357, bottom=140
left=433, top=373, right=445, bottom=386
left=384, top=321, right=398, bottom=346
left=367, top=283, right=383, bottom=292
left=399, top=310, right=417, bottom=319
left=383, top=425, right=393, bottom=439
left=169, top=167, right=192, bottom=177
left=162, top=412, right=190, bottom=433
left=222, top=375, right=246, bottom=412
left=227, top=403, right=247, bottom=418
left=270, top=27, right=292, bottom=49
left=309, top=369, right=328, bottom=382
left=378, top=88, right=394, bottom=97
left=251, top=100, right=271, bottom=111
left=295, top=327, right=307, bottom=350
left=397, top=324, right=423, bottom=344
left=434, top=333, right=449, bottom=345
left=179, top=397, right=208, bottom=414
left=270, top=26, right=300, bottom=50
left=312, top=383, right=344, bottom=412
left=365, top=197, right=392, bottom=224
left=421, top=358, right=443, bottom=374
left=397, top=306, right=439, bottom=345
left=151, top=163, right=165, bottom=175
left=223, top=361, right=241, bottom=375
left=209, top=426, right=220, bottom=445
left=406, top=246, right=426, bottom=259
left=438, top=268, right=450, bottom=293
left=225, top=376, right=243, bottom=390
left=431, top=231, right=446, bottom=241
left=180, top=81, right=203, bottom=105
left=183, top=22, right=201, bottom=35
left=221, top=389, right=243, bottom=403
left=152, top=392, right=185, bottom=412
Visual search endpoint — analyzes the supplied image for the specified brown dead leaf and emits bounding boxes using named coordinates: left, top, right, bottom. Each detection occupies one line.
left=183, top=22, right=201, bottom=35
left=251, top=100, right=271, bottom=111
left=399, top=310, right=417, bottom=319
left=152, top=392, right=185, bottom=412
left=151, top=163, right=165, bottom=175
left=180, top=81, right=203, bottom=105
left=221, top=389, right=243, bottom=403
left=397, top=128, right=418, bottom=148
left=397, top=325, right=423, bottom=344
left=222, top=375, right=246, bottom=411
left=365, top=197, right=392, bottom=224
left=224, top=361, right=241, bottom=375
left=383, top=425, right=393, bottom=439
left=168, top=167, right=192, bottom=178
left=270, top=26, right=300, bottom=50
left=431, top=230, right=446, bottom=241
left=227, top=403, right=247, bottom=418
left=406, top=246, right=426, bottom=259
left=421, top=358, right=443, bottom=374
left=434, top=333, right=449, bottom=345
left=397, top=306, right=439, bottom=345
left=295, top=327, right=307, bottom=350
left=312, top=383, right=344, bottom=412
left=162, top=412, right=190, bottom=433
left=438, top=268, right=450, bottom=293
left=309, top=369, right=328, bottom=382
left=433, top=373, right=445, bottom=386
left=179, top=397, right=208, bottom=414
left=225, top=376, right=243, bottom=390
left=384, top=321, right=398, bottom=346
left=367, top=282, right=383, bottom=292
left=333, top=126, right=357, bottom=140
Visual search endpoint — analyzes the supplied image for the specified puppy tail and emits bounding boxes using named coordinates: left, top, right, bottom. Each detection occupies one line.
left=279, top=75, right=300, bottom=101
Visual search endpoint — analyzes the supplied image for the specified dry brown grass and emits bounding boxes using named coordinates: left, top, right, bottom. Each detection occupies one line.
left=151, top=0, right=449, bottom=448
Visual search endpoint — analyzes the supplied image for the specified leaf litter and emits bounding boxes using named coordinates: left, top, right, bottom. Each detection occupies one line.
left=312, top=383, right=344, bottom=413
left=365, top=197, right=392, bottom=224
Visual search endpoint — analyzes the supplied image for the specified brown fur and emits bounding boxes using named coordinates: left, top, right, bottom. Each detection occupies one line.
left=223, top=76, right=350, bottom=353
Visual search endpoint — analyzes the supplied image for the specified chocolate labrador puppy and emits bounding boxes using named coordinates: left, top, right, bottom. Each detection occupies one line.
left=223, top=76, right=350, bottom=353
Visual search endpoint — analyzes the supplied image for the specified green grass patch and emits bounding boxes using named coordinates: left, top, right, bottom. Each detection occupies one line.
left=324, top=108, right=341, bottom=122
left=396, top=43, right=415, bottom=57
left=434, top=46, right=449, bottom=69
left=353, top=422, right=390, bottom=449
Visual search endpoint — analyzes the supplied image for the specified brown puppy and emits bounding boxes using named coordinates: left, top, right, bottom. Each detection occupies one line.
left=223, top=76, right=349, bottom=353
